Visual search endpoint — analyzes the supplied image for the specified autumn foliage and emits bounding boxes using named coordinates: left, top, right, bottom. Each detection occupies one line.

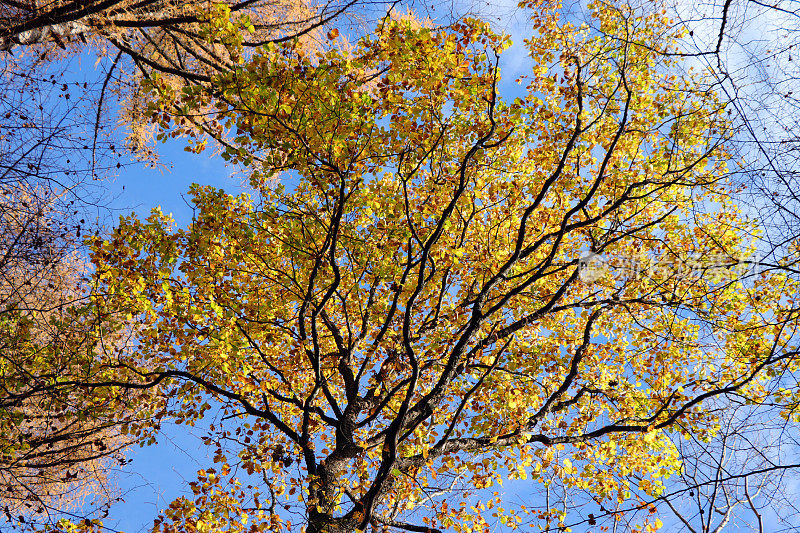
left=9, top=0, right=800, bottom=532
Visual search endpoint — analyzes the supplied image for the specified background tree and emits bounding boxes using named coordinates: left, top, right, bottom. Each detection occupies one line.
left=0, top=185, right=142, bottom=525
left=0, top=21, right=150, bottom=522
left=658, top=400, right=800, bottom=533
left=0, top=0, right=374, bottom=166
left=633, top=1, right=800, bottom=529
left=69, top=1, right=800, bottom=532
left=552, top=397, right=800, bottom=533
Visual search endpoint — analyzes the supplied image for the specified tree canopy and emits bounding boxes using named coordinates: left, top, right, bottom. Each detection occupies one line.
left=5, top=0, right=800, bottom=532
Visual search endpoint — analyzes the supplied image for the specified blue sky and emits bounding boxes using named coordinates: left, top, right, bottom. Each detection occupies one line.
left=104, top=141, right=245, bottom=227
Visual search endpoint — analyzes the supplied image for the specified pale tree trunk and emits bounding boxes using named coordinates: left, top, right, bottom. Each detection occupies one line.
left=0, top=20, right=89, bottom=50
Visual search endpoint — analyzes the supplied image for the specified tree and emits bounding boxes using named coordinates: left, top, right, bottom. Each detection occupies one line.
left=0, top=0, right=346, bottom=83
left=44, top=0, right=800, bottom=532
left=0, top=186, right=142, bottom=524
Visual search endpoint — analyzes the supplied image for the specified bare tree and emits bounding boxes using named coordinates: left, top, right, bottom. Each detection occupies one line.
left=649, top=398, right=799, bottom=533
